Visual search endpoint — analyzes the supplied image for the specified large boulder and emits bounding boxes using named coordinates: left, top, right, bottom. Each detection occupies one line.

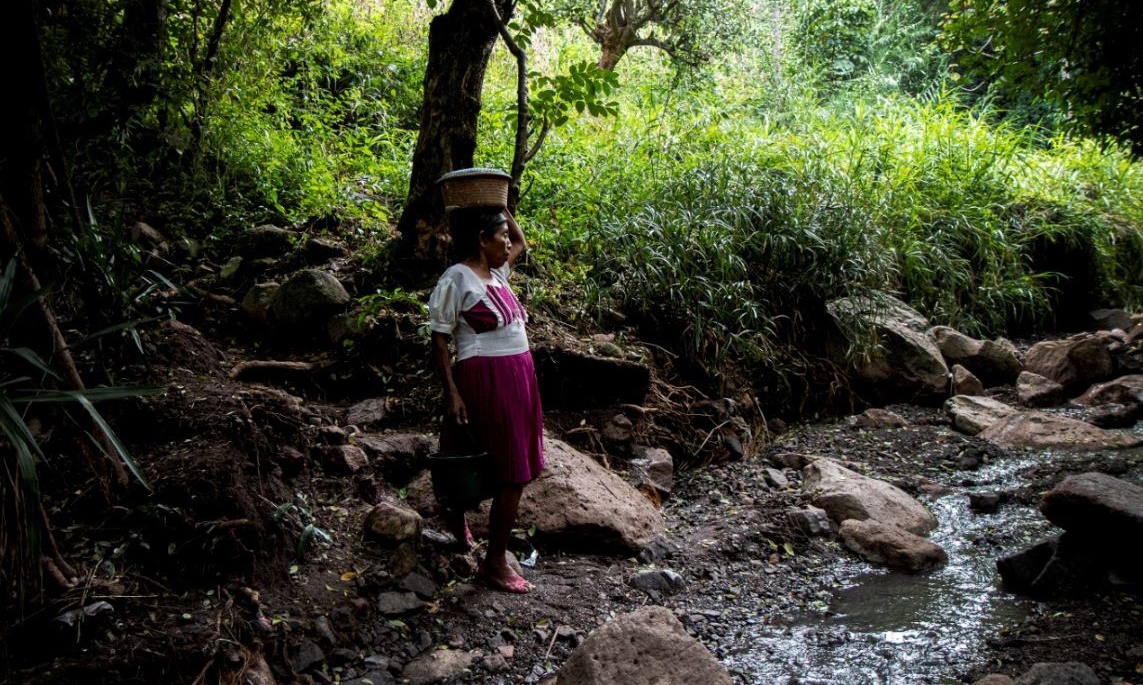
left=839, top=519, right=948, bottom=573
left=1016, top=371, right=1067, bottom=408
left=1040, top=472, right=1143, bottom=543
left=944, top=395, right=1019, bottom=435
left=234, top=224, right=297, bottom=258
left=1074, top=374, right=1143, bottom=407
left=1022, top=336, right=1113, bottom=394
left=979, top=412, right=1143, bottom=451
left=951, top=364, right=984, bottom=396
left=241, top=282, right=280, bottom=325
left=532, top=345, right=650, bottom=410
left=829, top=295, right=949, bottom=403
left=269, top=269, right=351, bottom=327
left=929, top=326, right=1023, bottom=386
left=802, top=458, right=937, bottom=534
left=556, top=606, right=732, bottom=685
left=1089, top=308, right=1135, bottom=332
left=513, top=437, right=665, bottom=553
left=355, top=432, right=437, bottom=486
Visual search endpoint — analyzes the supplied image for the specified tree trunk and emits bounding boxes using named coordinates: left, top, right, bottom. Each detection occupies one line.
left=396, top=0, right=514, bottom=271
left=598, top=42, right=626, bottom=71
left=1, top=1, right=50, bottom=254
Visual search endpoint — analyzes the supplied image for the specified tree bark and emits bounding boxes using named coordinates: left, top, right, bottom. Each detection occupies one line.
left=396, top=0, right=515, bottom=270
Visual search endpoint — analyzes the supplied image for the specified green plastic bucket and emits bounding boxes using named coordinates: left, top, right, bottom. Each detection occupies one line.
left=427, top=451, right=493, bottom=509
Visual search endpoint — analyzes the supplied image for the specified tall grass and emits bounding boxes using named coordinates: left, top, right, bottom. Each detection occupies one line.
left=491, top=78, right=1143, bottom=386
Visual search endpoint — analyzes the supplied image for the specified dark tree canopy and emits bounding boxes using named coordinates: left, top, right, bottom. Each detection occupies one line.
left=941, top=0, right=1143, bottom=153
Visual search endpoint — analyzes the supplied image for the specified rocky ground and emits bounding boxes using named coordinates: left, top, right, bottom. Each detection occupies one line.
left=6, top=369, right=1141, bottom=685
left=2, top=256, right=1142, bottom=685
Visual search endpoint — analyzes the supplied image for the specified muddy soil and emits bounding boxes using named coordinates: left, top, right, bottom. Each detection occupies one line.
left=2, top=330, right=1141, bottom=685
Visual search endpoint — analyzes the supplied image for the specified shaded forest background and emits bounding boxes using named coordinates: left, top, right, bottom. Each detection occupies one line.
left=2, top=0, right=1143, bottom=612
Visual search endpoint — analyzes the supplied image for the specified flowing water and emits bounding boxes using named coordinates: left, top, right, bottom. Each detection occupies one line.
left=722, top=454, right=1059, bottom=685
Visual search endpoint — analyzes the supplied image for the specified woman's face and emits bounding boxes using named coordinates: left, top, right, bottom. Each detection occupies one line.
left=480, top=222, right=511, bottom=267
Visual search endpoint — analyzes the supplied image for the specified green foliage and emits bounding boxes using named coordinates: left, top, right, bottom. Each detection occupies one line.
left=40, top=0, right=422, bottom=244
left=543, top=0, right=755, bottom=70
left=786, top=0, right=946, bottom=96
left=358, top=288, right=428, bottom=319
left=30, top=0, right=1143, bottom=409
left=268, top=493, right=332, bottom=561
left=939, top=0, right=1143, bottom=153
left=1, top=257, right=159, bottom=594
left=513, top=80, right=1143, bottom=387
left=528, top=62, right=620, bottom=127
left=790, top=0, right=879, bottom=81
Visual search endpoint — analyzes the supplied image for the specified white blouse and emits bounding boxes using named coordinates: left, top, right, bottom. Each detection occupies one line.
left=428, top=263, right=530, bottom=361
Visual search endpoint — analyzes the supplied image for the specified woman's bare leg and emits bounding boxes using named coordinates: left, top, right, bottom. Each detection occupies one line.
left=443, top=508, right=472, bottom=550
left=480, top=483, right=533, bottom=593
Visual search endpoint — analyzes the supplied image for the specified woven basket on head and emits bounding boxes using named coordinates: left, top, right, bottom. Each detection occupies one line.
left=437, top=168, right=511, bottom=209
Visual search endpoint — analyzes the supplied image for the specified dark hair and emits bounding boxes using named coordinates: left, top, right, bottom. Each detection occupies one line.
left=448, top=207, right=507, bottom=259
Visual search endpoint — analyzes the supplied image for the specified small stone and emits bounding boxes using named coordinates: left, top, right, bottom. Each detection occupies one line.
left=555, top=625, right=578, bottom=641
left=628, top=568, right=686, bottom=594
left=363, top=503, right=423, bottom=545
left=403, top=648, right=475, bottom=685
left=482, top=654, right=509, bottom=672
left=314, top=615, right=337, bottom=644
left=292, top=639, right=326, bottom=673
left=771, top=452, right=810, bottom=469
left=958, top=452, right=983, bottom=470
left=593, top=341, right=624, bottom=358
left=399, top=572, right=437, bottom=599
left=220, top=256, right=243, bottom=280
left=763, top=468, right=790, bottom=489
left=969, top=492, right=1002, bottom=513
left=786, top=506, right=832, bottom=536
left=638, top=535, right=675, bottom=564
left=376, top=592, right=424, bottom=616
left=318, top=425, right=348, bottom=445
left=347, top=398, right=389, bottom=429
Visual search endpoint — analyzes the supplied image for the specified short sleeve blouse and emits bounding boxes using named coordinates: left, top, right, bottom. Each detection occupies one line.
left=428, top=263, right=529, bottom=361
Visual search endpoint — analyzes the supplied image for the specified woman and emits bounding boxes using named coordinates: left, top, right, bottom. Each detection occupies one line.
left=428, top=205, right=544, bottom=594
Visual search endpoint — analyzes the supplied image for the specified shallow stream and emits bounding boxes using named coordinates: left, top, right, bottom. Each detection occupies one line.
left=723, top=454, right=1060, bottom=684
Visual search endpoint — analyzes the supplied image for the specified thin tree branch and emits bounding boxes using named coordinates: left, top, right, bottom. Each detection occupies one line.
left=487, top=0, right=530, bottom=207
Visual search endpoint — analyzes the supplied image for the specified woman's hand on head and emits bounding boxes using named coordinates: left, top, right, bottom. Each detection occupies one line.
left=504, top=208, right=527, bottom=265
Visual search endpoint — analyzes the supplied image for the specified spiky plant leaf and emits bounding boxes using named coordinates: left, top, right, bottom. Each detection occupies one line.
left=0, top=396, right=44, bottom=499
left=15, top=386, right=163, bottom=403
left=0, top=256, right=16, bottom=311
left=73, top=395, right=152, bottom=492
left=3, top=348, right=64, bottom=382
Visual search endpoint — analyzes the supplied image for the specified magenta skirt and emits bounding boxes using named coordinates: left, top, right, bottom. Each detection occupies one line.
left=440, top=351, right=544, bottom=485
